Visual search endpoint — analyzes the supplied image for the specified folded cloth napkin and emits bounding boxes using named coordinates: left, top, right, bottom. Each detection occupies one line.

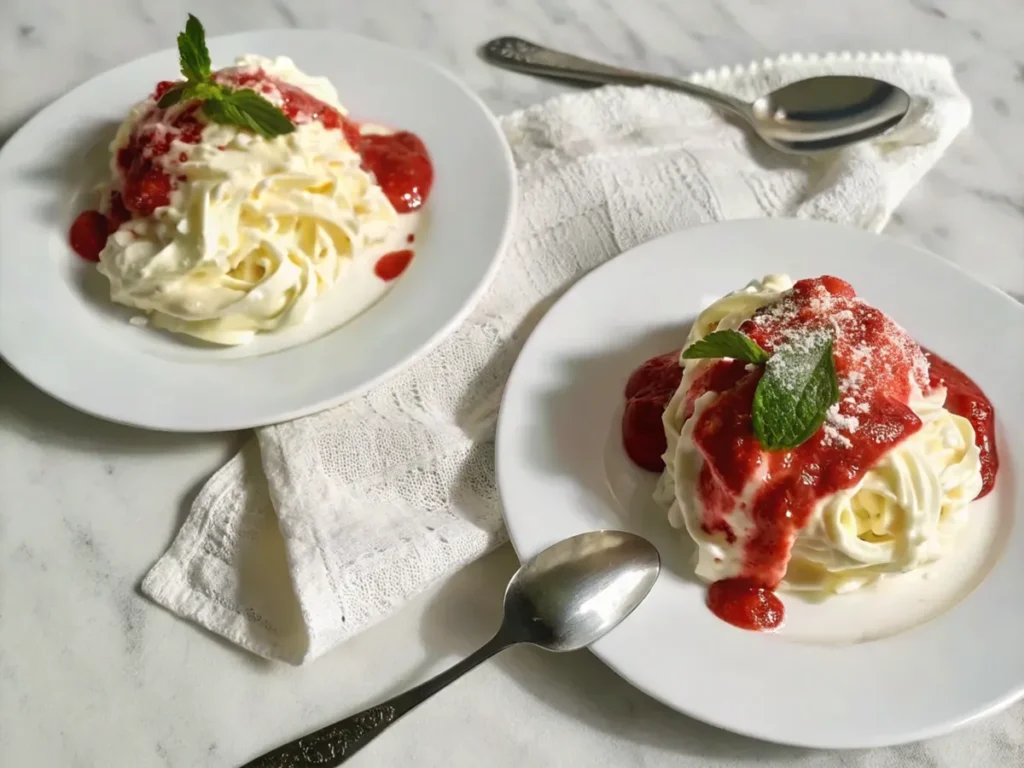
left=142, top=50, right=970, bottom=664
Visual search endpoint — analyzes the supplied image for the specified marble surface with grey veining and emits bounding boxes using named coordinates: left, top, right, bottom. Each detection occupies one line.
left=1, top=1, right=1022, bottom=766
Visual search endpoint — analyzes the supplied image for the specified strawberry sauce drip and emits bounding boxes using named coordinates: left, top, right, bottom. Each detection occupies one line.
left=707, top=578, right=784, bottom=631
left=374, top=249, right=414, bottom=281
left=924, top=350, right=999, bottom=497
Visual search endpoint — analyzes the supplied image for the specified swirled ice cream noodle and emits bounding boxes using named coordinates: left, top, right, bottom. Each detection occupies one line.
left=97, top=56, right=398, bottom=345
left=656, top=274, right=794, bottom=506
left=657, top=275, right=984, bottom=595
left=784, top=390, right=982, bottom=592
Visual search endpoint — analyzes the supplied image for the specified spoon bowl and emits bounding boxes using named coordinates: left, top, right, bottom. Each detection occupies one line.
left=502, top=530, right=661, bottom=651
left=752, top=75, right=912, bottom=152
left=481, top=37, right=912, bottom=154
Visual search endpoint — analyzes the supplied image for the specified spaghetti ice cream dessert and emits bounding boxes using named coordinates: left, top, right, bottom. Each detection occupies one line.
left=622, top=275, right=999, bottom=630
left=69, top=15, right=432, bottom=345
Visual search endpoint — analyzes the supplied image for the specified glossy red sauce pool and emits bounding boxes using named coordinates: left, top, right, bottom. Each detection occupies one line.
left=621, top=350, right=682, bottom=471
left=358, top=132, right=433, bottom=213
left=374, top=249, right=414, bottom=282
left=707, top=578, right=784, bottom=630
left=622, top=277, right=999, bottom=632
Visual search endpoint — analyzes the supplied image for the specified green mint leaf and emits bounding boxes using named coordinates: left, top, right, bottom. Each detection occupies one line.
left=681, top=330, right=770, bottom=365
left=752, top=334, right=839, bottom=451
left=157, top=84, right=187, bottom=108
left=201, top=98, right=246, bottom=130
left=191, top=81, right=225, bottom=101
left=206, top=88, right=296, bottom=138
left=177, top=14, right=212, bottom=82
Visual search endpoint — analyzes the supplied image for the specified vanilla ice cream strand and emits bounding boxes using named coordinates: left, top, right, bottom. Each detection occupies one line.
left=661, top=274, right=795, bottom=475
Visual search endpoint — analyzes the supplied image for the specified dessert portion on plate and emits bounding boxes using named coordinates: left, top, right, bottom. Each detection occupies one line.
left=69, top=15, right=432, bottom=345
left=623, top=274, right=999, bottom=630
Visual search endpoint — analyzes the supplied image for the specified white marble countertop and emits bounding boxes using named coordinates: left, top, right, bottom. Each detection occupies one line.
left=1, top=1, right=1022, bottom=766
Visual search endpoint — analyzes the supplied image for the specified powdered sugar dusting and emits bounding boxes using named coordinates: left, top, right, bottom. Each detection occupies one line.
left=852, top=346, right=873, bottom=365
left=864, top=420, right=906, bottom=444
left=840, top=371, right=865, bottom=395
left=822, top=424, right=853, bottom=449
left=762, top=328, right=832, bottom=392
left=742, top=276, right=929, bottom=451
left=827, top=403, right=860, bottom=433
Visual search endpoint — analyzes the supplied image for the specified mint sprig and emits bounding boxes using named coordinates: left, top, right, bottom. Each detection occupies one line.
left=682, top=330, right=770, bottom=365
left=177, top=14, right=211, bottom=82
left=157, top=14, right=296, bottom=139
left=680, top=329, right=839, bottom=451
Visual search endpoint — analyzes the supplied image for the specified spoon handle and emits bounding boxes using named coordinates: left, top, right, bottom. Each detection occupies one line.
left=480, top=36, right=750, bottom=118
left=240, top=634, right=509, bottom=767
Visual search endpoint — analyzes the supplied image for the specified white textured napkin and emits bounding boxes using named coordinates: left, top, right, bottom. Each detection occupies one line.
left=143, top=51, right=970, bottom=664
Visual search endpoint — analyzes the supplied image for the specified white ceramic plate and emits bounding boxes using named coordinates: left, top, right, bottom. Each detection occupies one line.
left=0, top=30, right=514, bottom=431
left=496, top=219, right=1024, bottom=749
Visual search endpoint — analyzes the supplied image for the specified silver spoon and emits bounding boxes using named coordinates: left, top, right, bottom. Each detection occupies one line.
left=481, top=36, right=911, bottom=154
left=242, top=530, right=660, bottom=767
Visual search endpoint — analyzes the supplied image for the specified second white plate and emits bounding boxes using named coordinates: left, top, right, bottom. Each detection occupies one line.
left=496, top=218, right=1024, bottom=748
